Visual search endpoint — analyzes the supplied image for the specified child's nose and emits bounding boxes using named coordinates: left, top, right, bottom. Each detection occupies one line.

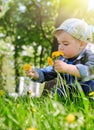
left=58, top=44, right=64, bottom=50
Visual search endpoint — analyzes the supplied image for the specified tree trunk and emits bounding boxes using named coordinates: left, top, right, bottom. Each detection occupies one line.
left=43, top=37, right=58, bottom=95
left=14, top=44, right=20, bottom=92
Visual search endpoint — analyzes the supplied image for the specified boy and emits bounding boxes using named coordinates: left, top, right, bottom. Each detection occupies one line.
left=26, top=18, right=94, bottom=96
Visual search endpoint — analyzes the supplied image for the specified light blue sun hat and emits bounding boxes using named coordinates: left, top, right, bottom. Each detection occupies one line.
left=54, top=18, right=92, bottom=43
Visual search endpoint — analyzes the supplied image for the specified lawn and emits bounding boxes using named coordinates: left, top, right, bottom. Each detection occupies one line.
left=0, top=89, right=94, bottom=130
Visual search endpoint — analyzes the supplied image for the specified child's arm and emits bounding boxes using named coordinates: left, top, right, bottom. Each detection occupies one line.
left=26, top=66, right=57, bottom=83
left=54, top=60, right=81, bottom=78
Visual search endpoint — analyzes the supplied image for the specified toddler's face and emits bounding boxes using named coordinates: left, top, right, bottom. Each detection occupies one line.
left=55, top=31, right=85, bottom=59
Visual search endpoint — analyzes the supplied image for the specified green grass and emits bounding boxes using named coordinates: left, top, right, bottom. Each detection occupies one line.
left=0, top=91, right=94, bottom=130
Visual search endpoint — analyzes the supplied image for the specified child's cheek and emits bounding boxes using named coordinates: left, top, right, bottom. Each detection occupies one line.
left=64, top=50, right=75, bottom=58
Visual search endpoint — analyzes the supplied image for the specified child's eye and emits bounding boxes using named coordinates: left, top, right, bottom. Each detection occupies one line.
left=63, top=44, right=68, bottom=46
left=62, top=41, right=69, bottom=46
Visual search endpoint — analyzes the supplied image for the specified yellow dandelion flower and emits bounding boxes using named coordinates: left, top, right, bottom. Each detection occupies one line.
left=0, top=90, right=5, bottom=96
left=23, top=64, right=32, bottom=71
left=31, top=107, right=36, bottom=113
left=66, top=114, right=75, bottom=123
left=88, top=91, right=94, bottom=96
left=52, top=51, right=64, bottom=59
left=47, top=57, right=53, bottom=66
left=58, top=51, right=64, bottom=57
left=26, top=128, right=37, bottom=130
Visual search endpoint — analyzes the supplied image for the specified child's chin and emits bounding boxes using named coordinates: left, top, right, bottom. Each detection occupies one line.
left=64, top=56, right=70, bottom=59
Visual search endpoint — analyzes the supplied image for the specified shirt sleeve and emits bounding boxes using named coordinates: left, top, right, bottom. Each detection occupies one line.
left=76, top=64, right=90, bottom=78
left=33, top=66, right=57, bottom=83
left=76, top=50, right=94, bottom=80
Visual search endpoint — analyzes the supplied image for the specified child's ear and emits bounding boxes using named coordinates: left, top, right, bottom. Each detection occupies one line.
left=80, top=41, right=86, bottom=48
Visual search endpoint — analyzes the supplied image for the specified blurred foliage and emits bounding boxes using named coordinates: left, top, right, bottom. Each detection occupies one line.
left=0, top=0, right=94, bottom=90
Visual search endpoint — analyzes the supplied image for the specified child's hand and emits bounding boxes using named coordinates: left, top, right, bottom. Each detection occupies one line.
left=54, top=60, right=68, bottom=73
left=26, top=68, right=39, bottom=79
left=23, top=64, right=39, bottom=79
left=54, top=60, right=81, bottom=77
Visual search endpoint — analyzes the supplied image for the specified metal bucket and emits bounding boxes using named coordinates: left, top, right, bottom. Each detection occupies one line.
left=18, top=76, right=41, bottom=97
